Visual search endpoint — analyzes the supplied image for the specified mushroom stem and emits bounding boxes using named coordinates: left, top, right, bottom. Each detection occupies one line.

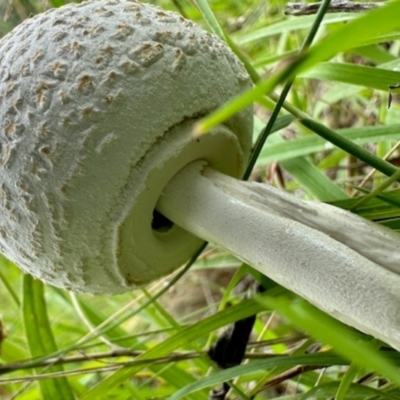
left=157, top=161, right=400, bottom=350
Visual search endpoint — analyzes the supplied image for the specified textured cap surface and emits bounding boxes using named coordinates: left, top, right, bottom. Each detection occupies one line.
left=0, top=0, right=253, bottom=293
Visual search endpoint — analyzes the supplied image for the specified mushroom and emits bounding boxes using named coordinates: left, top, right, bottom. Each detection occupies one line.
left=1, top=0, right=400, bottom=349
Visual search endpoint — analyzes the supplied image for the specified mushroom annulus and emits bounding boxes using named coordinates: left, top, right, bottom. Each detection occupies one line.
left=1, top=0, right=400, bottom=350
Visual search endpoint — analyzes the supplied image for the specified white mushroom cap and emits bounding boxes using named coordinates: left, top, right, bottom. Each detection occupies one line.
left=0, top=0, right=253, bottom=293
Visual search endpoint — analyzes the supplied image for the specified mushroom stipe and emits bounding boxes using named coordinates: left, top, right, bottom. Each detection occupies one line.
left=2, top=0, right=400, bottom=350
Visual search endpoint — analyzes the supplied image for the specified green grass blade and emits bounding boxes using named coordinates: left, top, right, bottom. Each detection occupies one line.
left=72, top=293, right=205, bottom=399
left=169, top=352, right=348, bottom=399
left=331, top=189, right=400, bottom=220
left=281, top=156, right=347, bottom=201
left=0, top=340, right=28, bottom=363
left=243, top=0, right=332, bottom=180
left=0, top=257, right=20, bottom=307
left=80, top=297, right=264, bottom=400
left=197, top=0, right=400, bottom=133
left=351, top=169, right=400, bottom=211
left=195, top=71, right=288, bottom=133
left=334, top=339, right=381, bottom=400
left=193, top=0, right=225, bottom=40
left=72, top=294, right=139, bottom=346
left=256, top=295, right=400, bottom=387
left=304, top=382, right=400, bottom=400
left=257, top=118, right=347, bottom=201
left=297, top=0, right=400, bottom=73
left=301, top=62, right=400, bottom=91
left=300, top=118, right=399, bottom=177
left=237, top=13, right=357, bottom=45
left=22, top=275, right=74, bottom=400
left=47, top=0, right=65, bottom=8
left=354, top=44, right=396, bottom=65
left=259, top=124, right=400, bottom=164
left=334, top=363, right=362, bottom=400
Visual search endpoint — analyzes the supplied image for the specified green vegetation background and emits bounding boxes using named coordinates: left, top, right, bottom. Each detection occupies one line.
left=2, top=0, right=400, bottom=399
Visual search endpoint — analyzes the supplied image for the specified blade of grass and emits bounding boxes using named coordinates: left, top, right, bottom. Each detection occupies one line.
left=236, top=13, right=357, bottom=45
left=246, top=337, right=316, bottom=397
left=296, top=0, right=400, bottom=74
left=300, top=118, right=399, bottom=178
left=71, top=291, right=207, bottom=398
left=87, top=244, right=208, bottom=339
left=347, top=187, right=400, bottom=211
left=71, top=293, right=139, bottom=347
left=47, top=0, right=65, bottom=7
left=169, top=352, right=349, bottom=400
left=350, top=169, right=400, bottom=211
left=0, top=258, right=20, bottom=307
left=254, top=118, right=347, bottom=201
left=330, top=189, right=400, bottom=221
left=0, top=340, right=28, bottom=363
left=0, top=245, right=207, bottom=381
left=301, top=62, right=400, bottom=91
left=334, top=364, right=362, bottom=400
left=258, top=124, right=400, bottom=164
left=193, top=0, right=225, bottom=40
left=22, top=275, right=74, bottom=400
left=197, top=0, right=400, bottom=132
left=334, top=339, right=381, bottom=400
left=281, top=156, right=347, bottom=201
left=256, top=295, right=400, bottom=387
left=243, top=0, right=332, bottom=180
left=304, top=382, right=400, bottom=400
left=252, top=49, right=298, bottom=69
left=80, top=295, right=266, bottom=400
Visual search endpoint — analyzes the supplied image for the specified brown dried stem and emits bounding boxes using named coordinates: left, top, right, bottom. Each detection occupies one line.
left=285, top=0, right=382, bottom=16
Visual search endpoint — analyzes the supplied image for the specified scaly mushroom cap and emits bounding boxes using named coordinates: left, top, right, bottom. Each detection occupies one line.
left=0, top=0, right=253, bottom=293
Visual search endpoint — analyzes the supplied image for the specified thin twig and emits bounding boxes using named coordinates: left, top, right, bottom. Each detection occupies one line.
left=0, top=351, right=287, bottom=385
left=253, top=365, right=326, bottom=396
left=285, top=0, right=382, bottom=16
left=0, top=350, right=203, bottom=375
left=0, top=348, right=287, bottom=376
left=0, top=352, right=202, bottom=384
